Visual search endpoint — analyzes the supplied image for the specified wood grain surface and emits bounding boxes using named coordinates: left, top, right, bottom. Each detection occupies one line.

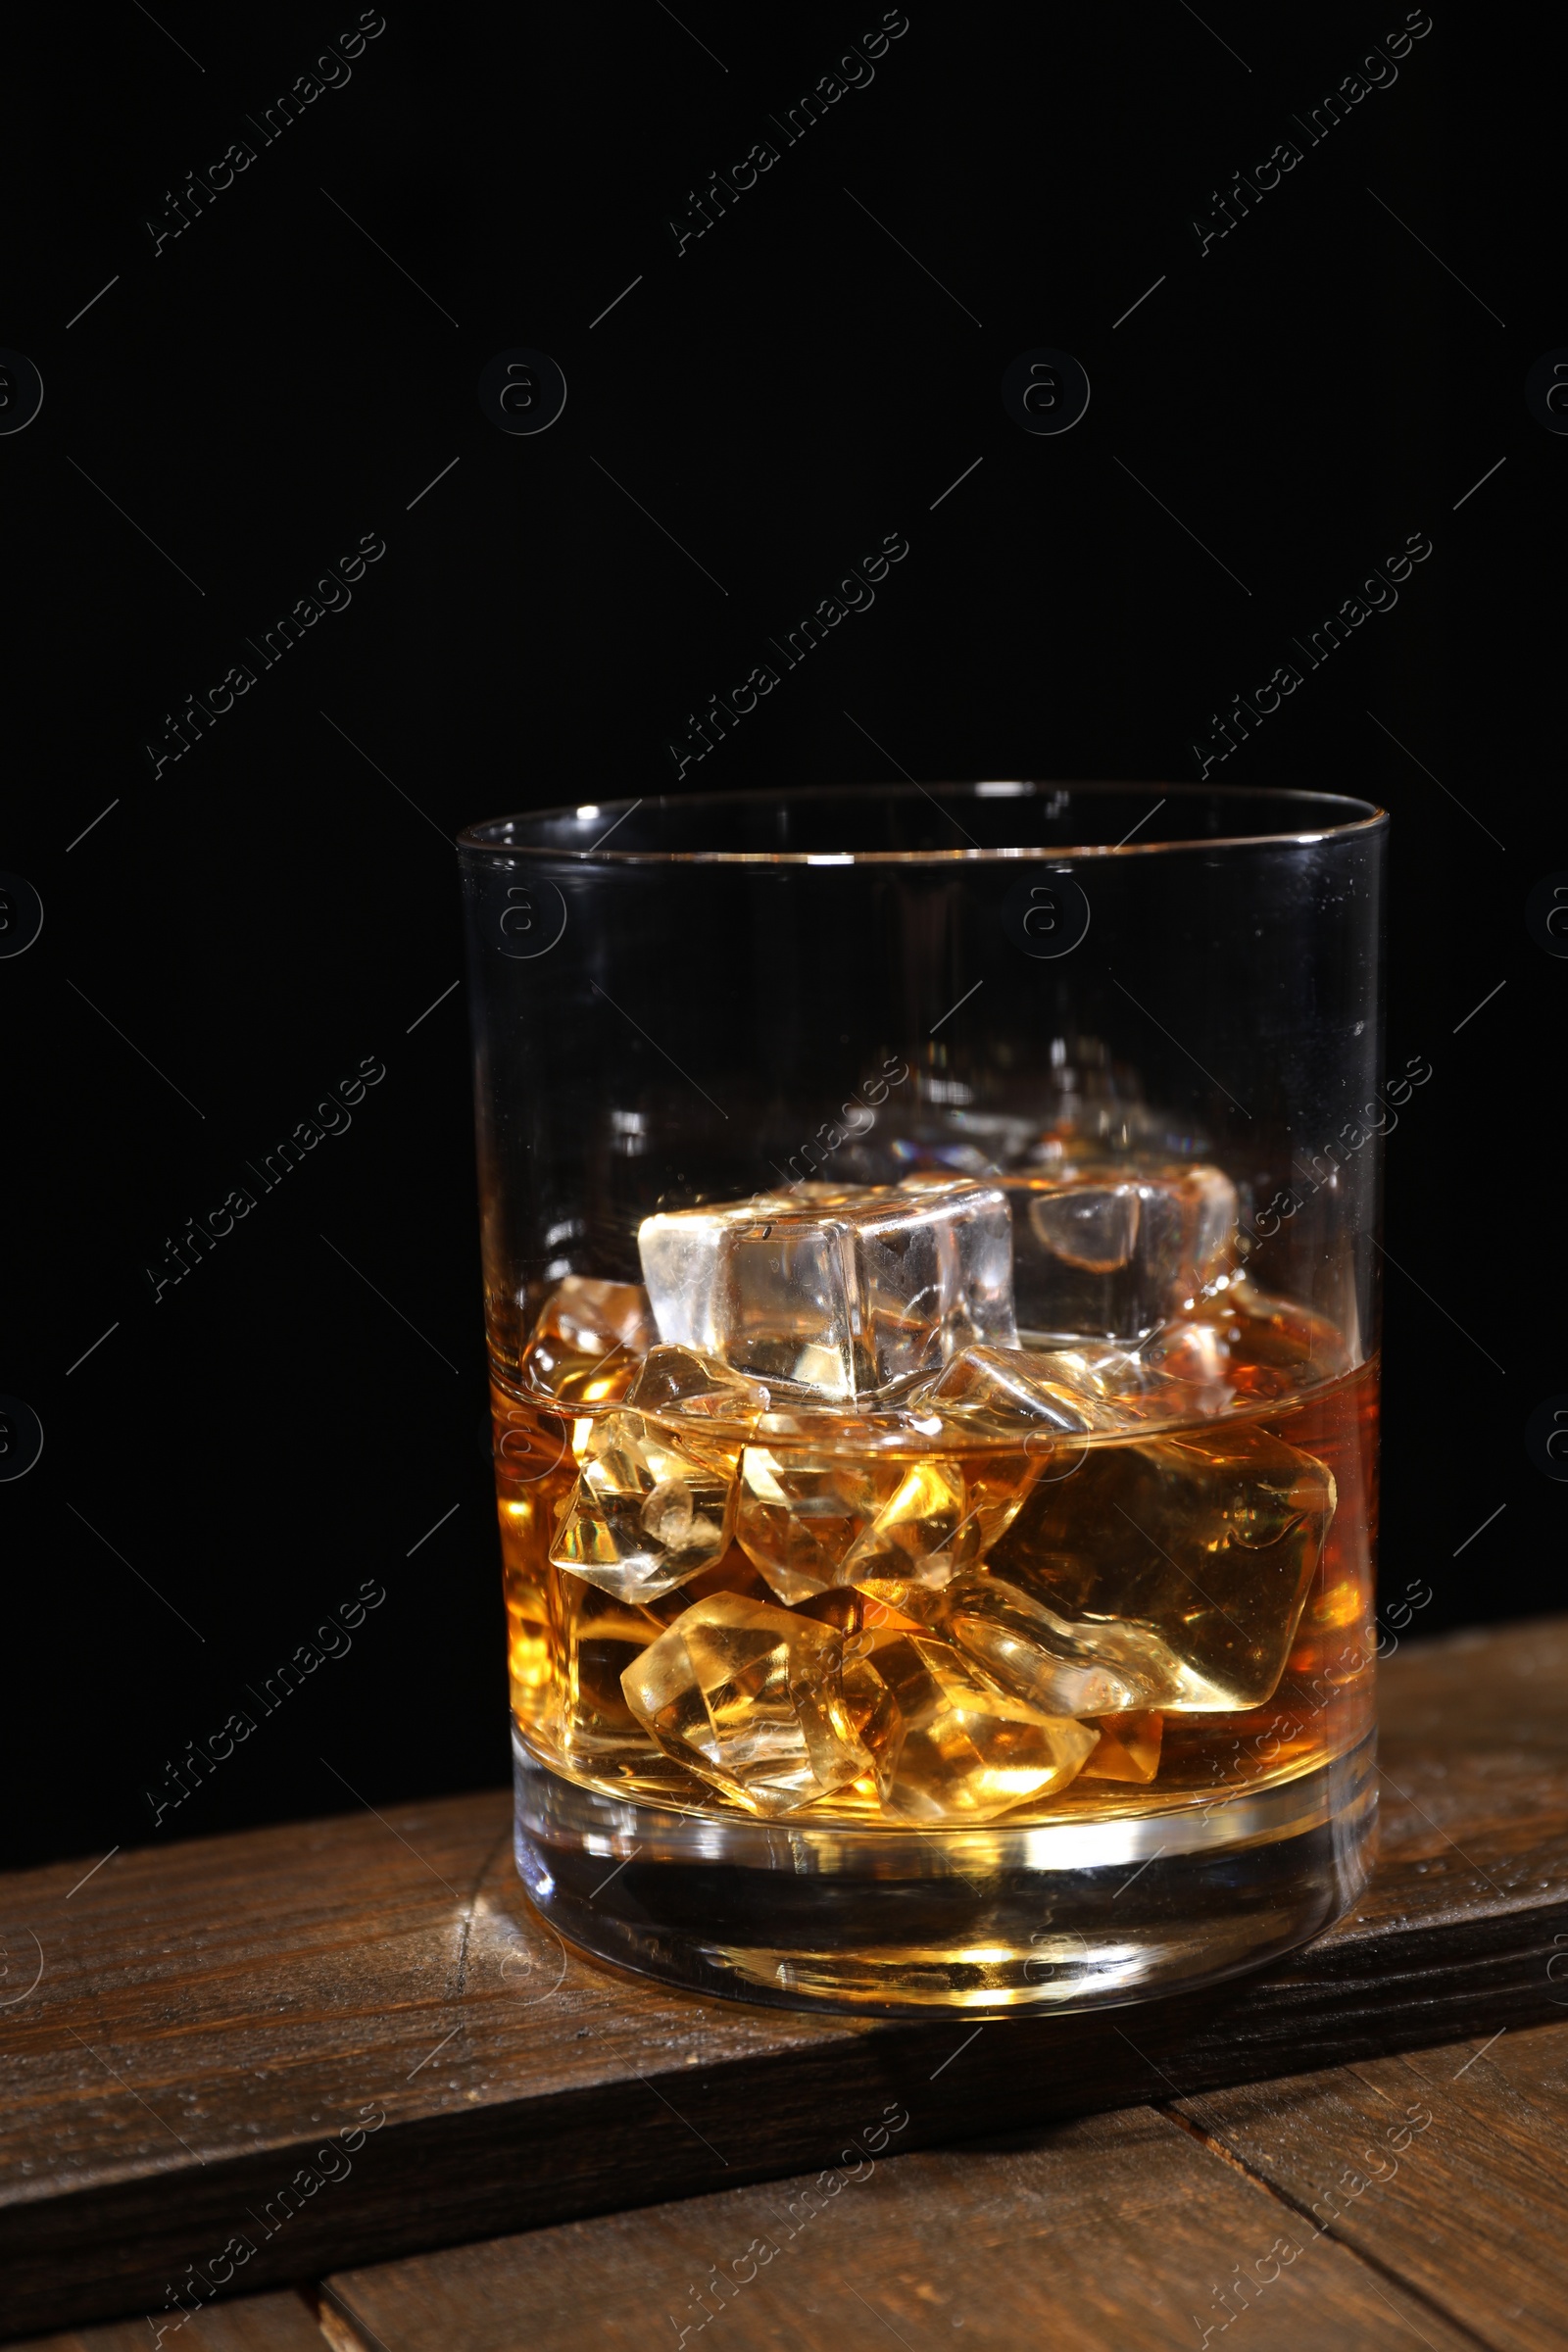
left=1180, top=2021, right=1568, bottom=2352
left=3, top=1616, right=1565, bottom=2339
left=321, top=2098, right=1486, bottom=2352
left=13, top=2291, right=326, bottom=2352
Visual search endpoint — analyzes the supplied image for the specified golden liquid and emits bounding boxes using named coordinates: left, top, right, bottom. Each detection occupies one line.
left=494, top=1355, right=1378, bottom=1830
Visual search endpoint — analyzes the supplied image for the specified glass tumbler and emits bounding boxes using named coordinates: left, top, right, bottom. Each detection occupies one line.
left=458, top=784, right=1386, bottom=2017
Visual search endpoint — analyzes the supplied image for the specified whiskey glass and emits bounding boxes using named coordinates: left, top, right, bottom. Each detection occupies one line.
left=458, top=783, right=1386, bottom=2016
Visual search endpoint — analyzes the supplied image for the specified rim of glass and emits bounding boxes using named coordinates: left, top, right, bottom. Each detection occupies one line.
left=457, top=780, right=1388, bottom=865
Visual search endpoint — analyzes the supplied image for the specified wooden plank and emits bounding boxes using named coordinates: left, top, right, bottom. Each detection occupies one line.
left=2, top=1615, right=1565, bottom=2337
left=1177, top=2019, right=1568, bottom=2352
left=320, top=2104, right=1481, bottom=2352
left=11, top=2289, right=326, bottom=2352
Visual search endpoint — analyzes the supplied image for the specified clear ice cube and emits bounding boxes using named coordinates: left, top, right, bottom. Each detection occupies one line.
left=840, top=1453, right=1030, bottom=1592
left=550, top=1413, right=739, bottom=1601
left=620, top=1592, right=870, bottom=1814
left=910, top=1343, right=1123, bottom=1439
left=735, top=1446, right=886, bottom=1602
left=624, top=1344, right=770, bottom=1420
left=1008, top=1339, right=1224, bottom=1429
left=846, top=1627, right=1098, bottom=1821
left=841, top=1457, right=983, bottom=1592
left=519, top=1275, right=657, bottom=1405
left=938, top=1571, right=1175, bottom=1715
left=1144, top=1276, right=1351, bottom=1405
left=735, top=1425, right=1037, bottom=1608
left=638, top=1179, right=1017, bottom=1404
left=996, top=1161, right=1237, bottom=1345
left=987, top=1421, right=1337, bottom=1710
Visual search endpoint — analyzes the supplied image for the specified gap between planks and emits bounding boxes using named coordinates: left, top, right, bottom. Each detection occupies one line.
left=1160, top=2096, right=1497, bottom=2352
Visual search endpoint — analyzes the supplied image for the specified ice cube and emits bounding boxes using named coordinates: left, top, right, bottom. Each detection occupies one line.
left=519, top=1276, right=657, bottom=1405
left=938, top=1571, right=1175, bottom=1715
left=988, top=1422, right=1337, bottom=1710
left=620, top=1592, right=870, bottom=1815
left=910, top=1343, right=1124, bottom=1439
left=1080, top=1710, right=1163, bottom=1784
left=840, top=1451, right=1032, bottom=1592
left=550, top=1413, right=738, bottom=1602
left=735, top=1423, right=1037, bottom=1608
left=640, top=1544, right=779, bottom=1626
left=624, top=1345, right=770, bottom=1421
left=1010, top=1339, right=1223, bottom=1430
left=637, top=1179, right=1017, bottom=1404
left=997, top=1161, right=1237, bottom=1345
left=735, top=1446, right=887, bottom=1602
left=1020, top=1279, right=1353, bottom=1430
left=549, top=1573, right=663, bottom=1767
left=841, top=1458, right=982, bottom=1592
left=846, top=1627, right=1098, bottom=1821
left=1145, top=1276, right=1351, bottom=1404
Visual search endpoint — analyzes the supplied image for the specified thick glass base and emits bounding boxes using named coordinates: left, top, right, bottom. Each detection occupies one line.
left=513, top=1729, right=1377, bottom=2018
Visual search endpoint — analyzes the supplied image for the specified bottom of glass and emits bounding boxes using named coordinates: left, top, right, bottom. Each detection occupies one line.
left=512, top=1728, right=1377, bottom=2018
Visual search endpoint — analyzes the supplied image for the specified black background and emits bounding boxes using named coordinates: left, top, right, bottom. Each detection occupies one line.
left=2, top=2, right=1553, bottom=1870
